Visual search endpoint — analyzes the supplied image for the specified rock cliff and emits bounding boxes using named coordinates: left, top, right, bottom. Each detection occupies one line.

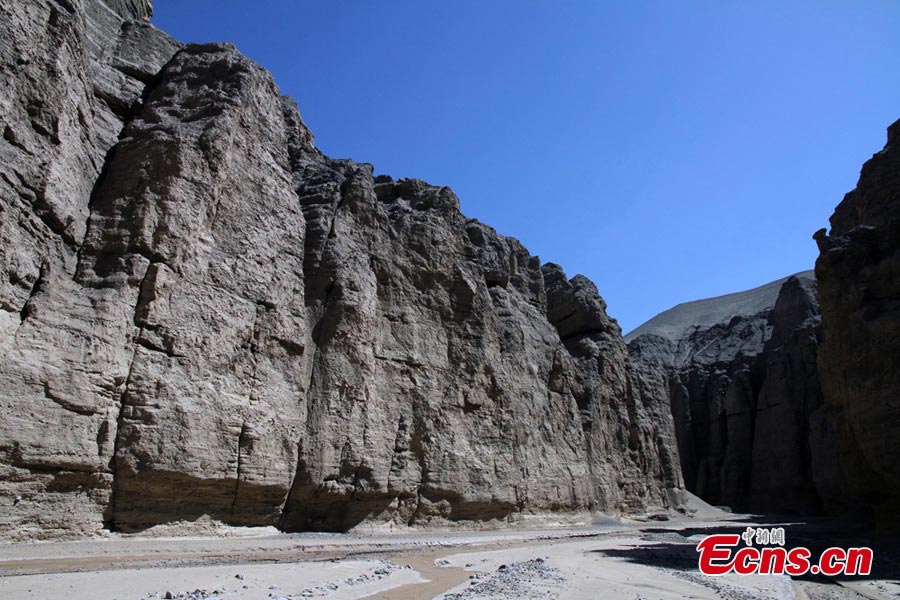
left=626, top=119, right=900, bottom=524
left=0, top=0, right=683, bottom=539
left=626, top=272, right=842, bottom=514
left=814, top=119, right=900, bottom=527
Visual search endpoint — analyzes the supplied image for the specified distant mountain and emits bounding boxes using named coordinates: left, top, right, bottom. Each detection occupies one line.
left=627, top=271, right=843, bottom=514
left=625, top=271, right=814, bottom=366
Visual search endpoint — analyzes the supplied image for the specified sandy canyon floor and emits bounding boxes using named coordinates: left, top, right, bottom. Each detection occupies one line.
left=1, top=502, right=897, bottom=600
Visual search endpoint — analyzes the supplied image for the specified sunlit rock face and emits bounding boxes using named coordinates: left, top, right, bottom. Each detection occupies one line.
left=0, top=0, right=683, bottom=539
left=0, top=0, right=182, bottom=539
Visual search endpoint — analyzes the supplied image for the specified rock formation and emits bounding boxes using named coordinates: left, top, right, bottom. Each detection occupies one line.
left=622, top=119, right=900, bottom=524
left=626, top=272, right=842, bottom=514
left=1, top=0, right=181, bottom=539
left=814, top=119, right=900, bottom=526
left=0, top=0, right=683, bottom=539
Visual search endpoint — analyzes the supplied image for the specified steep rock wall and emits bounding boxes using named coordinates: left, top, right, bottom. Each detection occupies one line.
left=0, top=0, right=180, bottom=539
left=626, top=272, right=840, bottom=514
left=814, top=119, right=900, bottom=526
left=0, top=1, right=683, bottom=539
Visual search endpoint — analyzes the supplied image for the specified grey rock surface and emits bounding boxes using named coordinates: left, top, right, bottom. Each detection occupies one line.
left=626, top=271, right=839, bottom=514
left=543, top=266, right=684, bottom=514
left=625, top=275, right=799, bottom=353
left=0, top=0, right=180, bottom=539
left=0, top=1, right=683, bottom=538
left=814, top=118, right=900, bottom=526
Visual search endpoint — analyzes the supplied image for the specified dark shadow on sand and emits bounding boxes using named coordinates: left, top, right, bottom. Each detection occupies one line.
left=590, top=515, right=899, bottom=586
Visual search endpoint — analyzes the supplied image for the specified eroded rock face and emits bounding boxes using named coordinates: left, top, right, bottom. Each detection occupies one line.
left=0, top=0, right=180, bottom=539
left=542, top=266, right=683, bottom=514
left=814, top=119, right=900, bottom=526
left=0, top=1, right=683, bottom=539
left=626, top=272, right=839, bottom=514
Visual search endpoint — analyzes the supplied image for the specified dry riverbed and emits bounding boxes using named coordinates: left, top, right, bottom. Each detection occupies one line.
left=0, top=504, right=896, bottom=600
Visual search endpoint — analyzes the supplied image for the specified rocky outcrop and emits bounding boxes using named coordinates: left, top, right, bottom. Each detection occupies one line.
left=542, top=267, right=683, bottom=515
left=626, top=272, right=840, bottom=514
left=0, top=1, right=683, bottom=539
left=0, top=0, right=181, bottom=539
left=814, top=119, right=900, bottom=526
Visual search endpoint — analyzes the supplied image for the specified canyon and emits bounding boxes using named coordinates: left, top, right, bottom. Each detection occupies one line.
left=1, top=0, right=898, bottom=545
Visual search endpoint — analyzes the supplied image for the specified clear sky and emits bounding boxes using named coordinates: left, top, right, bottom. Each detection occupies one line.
left=152, top=1, right=900, bottom=333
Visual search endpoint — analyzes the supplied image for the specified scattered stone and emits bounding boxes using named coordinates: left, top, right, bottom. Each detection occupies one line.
left=443, top=558, right=565, bottom=600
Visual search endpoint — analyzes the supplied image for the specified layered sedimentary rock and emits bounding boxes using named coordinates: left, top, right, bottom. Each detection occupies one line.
left=814, top=119, right=900, bottom=526
left=542, top=267, right=683, bottom=514
left=0, top=0, right=181, bottom=539
left=626, top=272, right=840, bottom=514
left=0, top=1, right=683, bottom=539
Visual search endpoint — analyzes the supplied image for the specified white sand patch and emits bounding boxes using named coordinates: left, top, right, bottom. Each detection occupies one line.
left=0, top=559, right=424, bottom=600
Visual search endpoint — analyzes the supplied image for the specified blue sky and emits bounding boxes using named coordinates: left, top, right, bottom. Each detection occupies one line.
left=153, top=1, right=899, bottom=333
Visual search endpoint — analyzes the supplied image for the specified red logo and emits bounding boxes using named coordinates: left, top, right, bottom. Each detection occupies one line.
left=696, top=528, right=873, bottom=577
